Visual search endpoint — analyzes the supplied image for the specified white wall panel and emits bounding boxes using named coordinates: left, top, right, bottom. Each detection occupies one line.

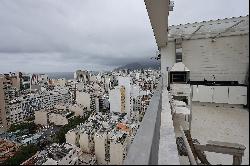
left=213, top=86, right=228, bottom=103
left=228, top=86, right=247, bottom=105
left=161, top=42, right=175, bottom=87
left=182, top=35, right=249, bottom=84
left=161, top=41, right=176, bottom=74
left=191, top=85, right=199, bottom=101
left=193, top=85, right=247, bottom=105
left=198, top=85, right=213, bottom=102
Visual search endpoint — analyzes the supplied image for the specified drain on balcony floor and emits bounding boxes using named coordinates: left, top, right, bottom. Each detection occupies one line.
left=176, top=137, right=188, bottom=156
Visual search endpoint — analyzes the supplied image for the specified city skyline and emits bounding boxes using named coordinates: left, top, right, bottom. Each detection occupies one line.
left=0, top=1, right=249, bottom=165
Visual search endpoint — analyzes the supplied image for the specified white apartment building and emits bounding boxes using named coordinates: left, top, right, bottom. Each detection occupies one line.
left=5, top=87, right=72, bottom=127
left=118, top=76, right=132, bottom=114
left=131, top=85, right=140, bottom=98
left=8, top=99, right=29, bottom=125
left=109, top=131, right=129, bottom=165
left=78, top=130, right=95, bottom=153
left=64, top=112, right=136, bottom=165
left=94, top=131, right=108, bottom=165
left=76, top=91, right=91, bottom=110
left=34, top=110, right=48, bottom=126
left=48, top=111, right=73, bottom=126
left=68, top=104, right=87, bottom=117
left=66, top=127, right=95, bottom=153
left=22, top=143, right=97, bottom=165
left=51, top=78, right=67, bottom=87
left=74, top=70, right=90, bottom=83
left=109, top=86, right=122, bottom=113
left=1, top=74, right=21, bottom=131
left=65, top=129, right=80, bottom=146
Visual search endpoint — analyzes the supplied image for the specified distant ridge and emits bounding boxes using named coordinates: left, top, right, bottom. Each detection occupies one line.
left=114, top=60, right=160, bottom=71
left=44, top=72, right=74, bottom=80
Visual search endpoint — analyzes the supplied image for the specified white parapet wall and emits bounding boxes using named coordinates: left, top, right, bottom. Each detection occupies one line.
left=158, top=87, right=180, bottom=165
left=160, top=42, right=176, bottom=88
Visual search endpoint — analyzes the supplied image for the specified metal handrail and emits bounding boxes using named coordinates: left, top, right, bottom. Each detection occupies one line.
left=180, top=126, right=197, bottom=165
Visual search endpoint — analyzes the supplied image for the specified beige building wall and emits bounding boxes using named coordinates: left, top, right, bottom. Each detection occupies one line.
left=48, top=113, right=68, bottom=126
left=79, top=132, right=93, bottom=153
left=120, top=86, right=126, bottom=113
left=110, top=87, right=122, bottom=113
left=118, top=77, right=132, bottom=115
left=10, top=76, right=20, bottom=90
left=109, top=141, right=125, bottom=165
left=76, top=92, right=91, bottom=110
left=68, top=104, right=85, bottom=116
left=53, top=78, right=66, bottom=87
left=0, top=77, right=7, bottom=132
left=94, top=132, right=108, bottom=165
left=34, top=110, right=48, bottom=126
left=65, top=130, right=79, bottom=146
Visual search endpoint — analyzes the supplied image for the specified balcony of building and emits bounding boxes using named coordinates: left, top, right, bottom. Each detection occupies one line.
left=124, top=76, right=248, bottom=165
left=124, top=0, right=248, bottom=165
left=124, top=78, right=180, bottom=165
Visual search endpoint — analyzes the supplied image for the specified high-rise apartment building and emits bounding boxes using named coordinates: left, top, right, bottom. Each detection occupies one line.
left=0, top=74, right=19, bottom=131
left=109, top=76, right=133, bottom=116
left=109, top=86, right=123, bottom=114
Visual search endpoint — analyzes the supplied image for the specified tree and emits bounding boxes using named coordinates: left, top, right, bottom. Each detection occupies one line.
left=53, top=113, right=91, bottom=144
left=3, top=144, right=39, bottom=165
left=8, top=122, right=37, bottom=134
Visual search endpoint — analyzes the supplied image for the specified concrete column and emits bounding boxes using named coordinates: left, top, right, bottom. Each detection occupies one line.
left=160, top=41, right=176, bottom=87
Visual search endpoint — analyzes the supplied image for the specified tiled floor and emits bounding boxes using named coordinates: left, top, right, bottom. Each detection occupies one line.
left=191, top=102, right=249, bottom=165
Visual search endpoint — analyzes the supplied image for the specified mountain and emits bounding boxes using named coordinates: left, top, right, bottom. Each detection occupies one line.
left=114, top=60, right=160, bottom=71
left=44, top=72, right=74, bottom=80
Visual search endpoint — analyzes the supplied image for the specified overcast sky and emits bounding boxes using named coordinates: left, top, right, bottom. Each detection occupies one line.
left=0, top=0, right=248, bottom=73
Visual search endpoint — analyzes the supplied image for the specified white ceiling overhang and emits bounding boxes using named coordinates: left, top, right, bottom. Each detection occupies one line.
left=144, top=0, right=169, bottom=49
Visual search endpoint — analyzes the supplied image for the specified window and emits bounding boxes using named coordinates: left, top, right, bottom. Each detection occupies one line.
left=170, top=72, right=188, bottom=83
left=176, top=48, right=182, bottom=62
left=175, top=38, right=182, bottom=62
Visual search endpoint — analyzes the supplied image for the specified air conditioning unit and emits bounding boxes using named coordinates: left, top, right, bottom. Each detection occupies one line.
left=169, top=1, right=174, bottom=11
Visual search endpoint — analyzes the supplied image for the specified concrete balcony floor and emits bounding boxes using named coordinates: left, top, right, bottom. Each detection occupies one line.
left=191, top=102, right=249, bottom=165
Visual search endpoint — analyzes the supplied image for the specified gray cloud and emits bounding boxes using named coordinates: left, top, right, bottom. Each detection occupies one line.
left=0, top=0, right=248, bottom=72
left=169, top=0, right=249, bottom=25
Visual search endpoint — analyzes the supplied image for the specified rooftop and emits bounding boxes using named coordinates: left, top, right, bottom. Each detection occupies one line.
left=22, top=143, right=80, bottom=165
left=168, top=15, right=249, bottom=41
left=190, top=102, right=249, bottom=165
left=0, top=139, right=19, bottom=164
